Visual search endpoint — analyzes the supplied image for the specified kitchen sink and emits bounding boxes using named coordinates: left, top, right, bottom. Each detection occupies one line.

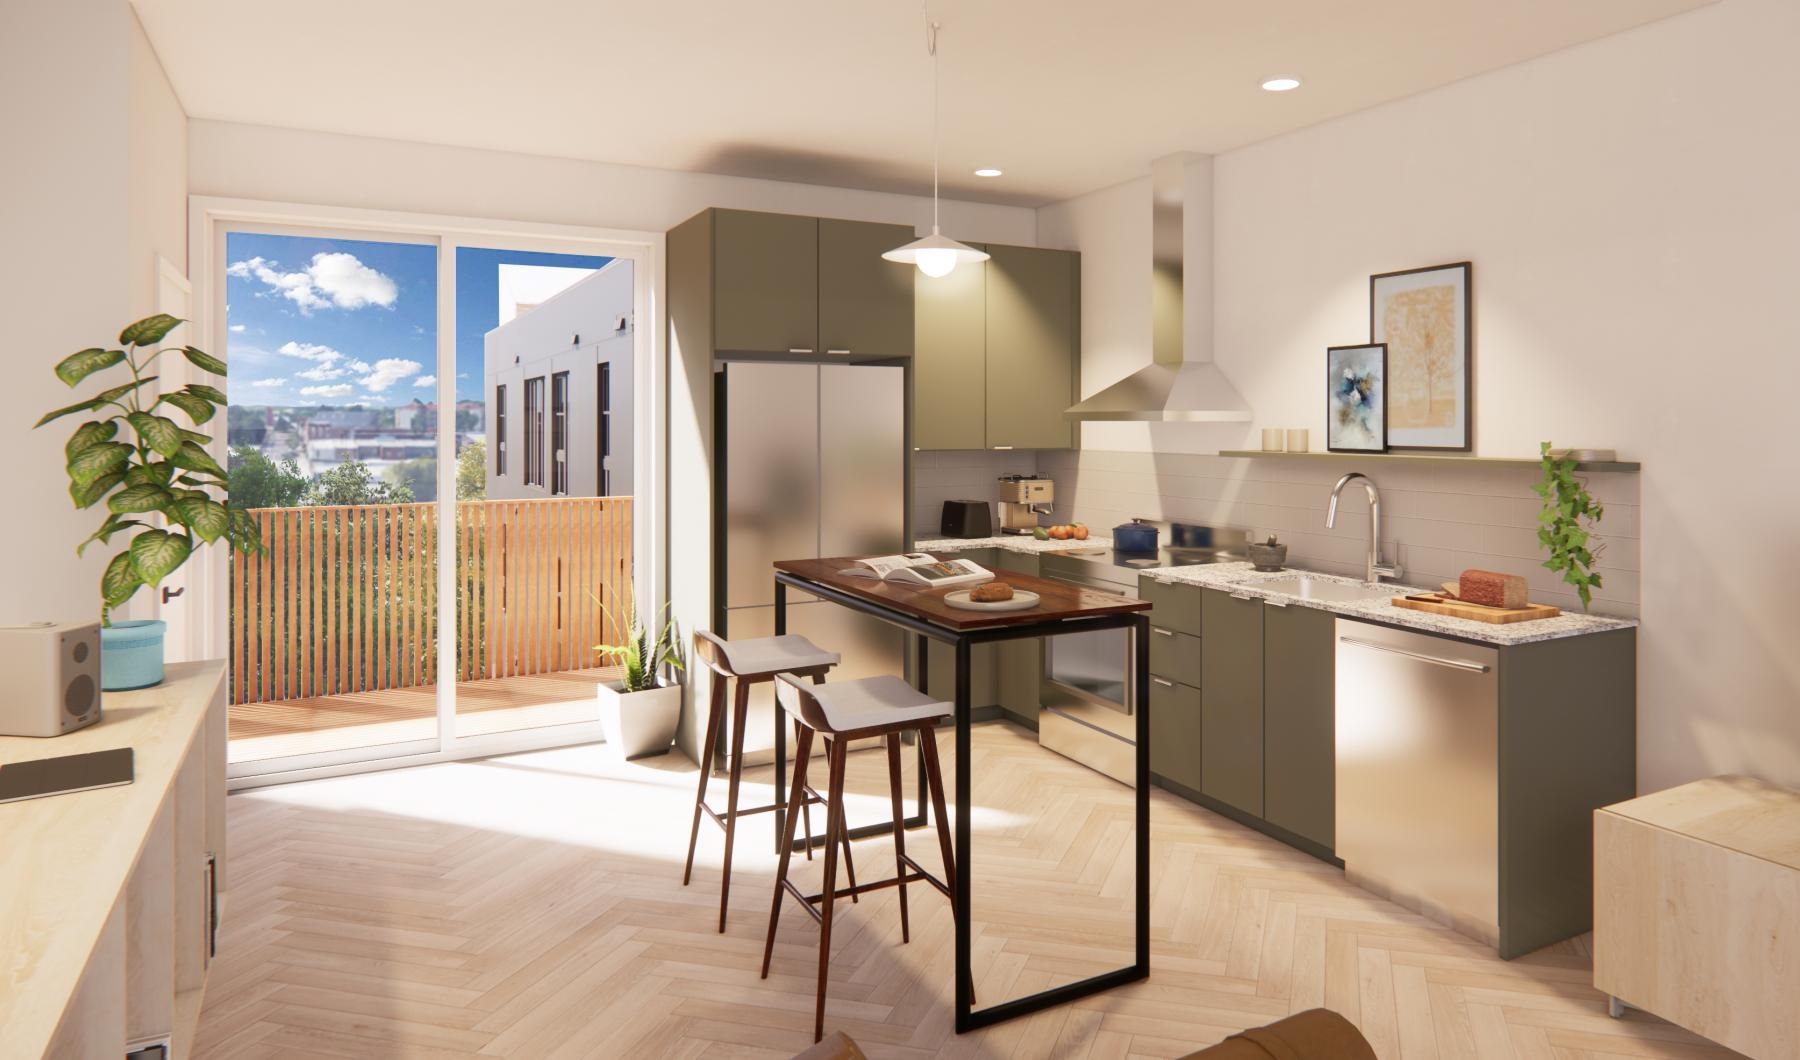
left=1256, top=574, right=1398, bottom=604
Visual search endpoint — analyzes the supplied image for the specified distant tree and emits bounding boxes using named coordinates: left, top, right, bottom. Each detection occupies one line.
left=228, top=444, right=309, bottom=510
left=307, top=460, right=414, bottom=506
left=456, top=441, right=487, bottom=500
left=387, top=458, right=438, bottom=504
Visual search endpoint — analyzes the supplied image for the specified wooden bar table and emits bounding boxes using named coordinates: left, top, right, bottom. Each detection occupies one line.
left=771, top=558, right=1153, bottom=1033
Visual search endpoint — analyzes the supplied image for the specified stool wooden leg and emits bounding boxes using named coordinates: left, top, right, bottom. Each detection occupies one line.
left=801, top=671, right=828, bottom=862
left=683, top=671, right=726, bottom=887
left=717, top=678, right=751, bottom=933
left=828, top=736, right=859, bottom=905
left=886, top=732, right=911, bottom=944
left=814, top=737, right=850, bottom=1042
left=762, top=725, right=813, bottom=980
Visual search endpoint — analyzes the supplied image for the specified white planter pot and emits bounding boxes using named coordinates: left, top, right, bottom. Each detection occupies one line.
left=597, top=682, right=682, bottom=759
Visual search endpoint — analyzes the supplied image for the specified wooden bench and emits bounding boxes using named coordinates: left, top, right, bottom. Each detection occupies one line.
left=1594, top=775, right=1800, bottom=1058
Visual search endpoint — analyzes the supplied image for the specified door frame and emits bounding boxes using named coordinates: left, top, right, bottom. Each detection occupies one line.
left=191, top=196, right=666, bottom=788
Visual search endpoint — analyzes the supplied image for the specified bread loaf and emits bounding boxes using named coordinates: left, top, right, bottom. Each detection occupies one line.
left=1458, top=569, right=1528, bottom=609
left=968, top=581, right=1015, bottom=602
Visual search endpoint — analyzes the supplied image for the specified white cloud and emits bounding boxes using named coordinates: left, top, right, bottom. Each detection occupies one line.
left=296, top=364, right=348, bottom=381
left=226, top=253, right=398, bottom=314
left=300, top=383, right=355, bottom=398
left=415, top=375, right=437, bottom=387
left=229, top=324, right=247, bottom=333
left=359, top=358, right=422, bottom=393
left=249, top=377, right=287, bottom=388
left=277, top=340, right=343, bottom=364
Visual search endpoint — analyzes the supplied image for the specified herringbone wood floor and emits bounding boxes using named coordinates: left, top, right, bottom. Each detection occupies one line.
left=194, top=722, right=1741, bottom=1059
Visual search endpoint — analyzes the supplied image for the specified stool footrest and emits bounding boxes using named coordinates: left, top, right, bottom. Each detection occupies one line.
left=700, top=788, right=827, bottom=829
left=781, top=868, right=947, bottom=920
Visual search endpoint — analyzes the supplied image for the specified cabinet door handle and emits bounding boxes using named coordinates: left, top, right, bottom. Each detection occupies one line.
left=1151, top=677, right=1175, bottom=688
left=788, top=347, right=815, bottom=355
left=992, top=445, right=1014, bottom=450
left=1339, top=635, right=1491, bottom=673
left=826, top=348, right=851, bottom=356
left=1151, top=627, right=1175, bottom=638
left=1230, top=590, right=1255, bottom=601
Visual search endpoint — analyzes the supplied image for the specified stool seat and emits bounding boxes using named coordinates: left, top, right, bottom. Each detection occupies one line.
left=715, top=634, right=840, bottom=676
left=777, top=675, right=952, bottom=733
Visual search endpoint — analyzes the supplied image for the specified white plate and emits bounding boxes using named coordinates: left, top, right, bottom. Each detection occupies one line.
left=943, top=589, right=1041, bottom=612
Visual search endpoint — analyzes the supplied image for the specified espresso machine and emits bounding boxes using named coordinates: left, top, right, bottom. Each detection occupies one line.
left=997, top=474, right=1054, bottom=534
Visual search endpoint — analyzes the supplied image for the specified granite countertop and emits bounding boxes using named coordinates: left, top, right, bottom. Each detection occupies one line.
left=917, top=536, right=1638, bottom=646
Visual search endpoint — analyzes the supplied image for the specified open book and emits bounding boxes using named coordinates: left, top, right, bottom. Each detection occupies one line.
left=840, top=553, right=993, bottom=588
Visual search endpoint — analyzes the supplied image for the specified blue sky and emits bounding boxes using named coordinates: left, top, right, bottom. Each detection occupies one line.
left=225, top=233, right=609, bottom=408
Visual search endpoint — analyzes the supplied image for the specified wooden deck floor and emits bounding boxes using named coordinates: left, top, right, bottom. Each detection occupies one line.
left=228, top=667, right=621, bottom=763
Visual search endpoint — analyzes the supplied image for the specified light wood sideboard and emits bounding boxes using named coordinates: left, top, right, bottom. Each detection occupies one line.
left=1594, top=775, right=1800, bottom=1059
left=0, top=661, right=228, bottom=1059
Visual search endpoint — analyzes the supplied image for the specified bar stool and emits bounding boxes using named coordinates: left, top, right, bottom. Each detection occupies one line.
left=761, top=672, right=960, bottom=1043
left=683, top=630, right=858, bottom=933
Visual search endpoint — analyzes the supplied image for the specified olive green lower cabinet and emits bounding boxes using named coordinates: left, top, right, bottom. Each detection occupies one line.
left=914, top=547, right=999, bottom=714
left=1261, top=603, right=1336, bottom=851
left=994, top=551, right=1043, bottom=728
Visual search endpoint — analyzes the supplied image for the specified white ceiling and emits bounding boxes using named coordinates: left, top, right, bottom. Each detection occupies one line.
left=134, top=0, right=1710, bottom=207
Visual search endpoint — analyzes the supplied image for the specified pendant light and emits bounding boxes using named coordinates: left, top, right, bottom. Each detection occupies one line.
left=883, top=15, right=988, bottom=279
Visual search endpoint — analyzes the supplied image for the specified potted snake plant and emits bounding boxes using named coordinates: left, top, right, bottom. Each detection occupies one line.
left=37, top=314, right=261, bottom=689
left=594, top=589, right=684, bottom=759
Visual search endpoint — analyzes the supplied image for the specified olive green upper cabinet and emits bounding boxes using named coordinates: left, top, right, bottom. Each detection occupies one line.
left=711, top=210, right=819, bottom=354
left=913, top=249, right=988, bottom=451
left=985, top=245, right=1078, bottom=450
left=818, top=218, right=916, bottom=360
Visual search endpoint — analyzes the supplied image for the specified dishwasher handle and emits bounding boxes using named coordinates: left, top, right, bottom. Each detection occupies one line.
left=1042, top=572, right=1131, bottom=597
left=1339, top=634, right=1491, bottom=674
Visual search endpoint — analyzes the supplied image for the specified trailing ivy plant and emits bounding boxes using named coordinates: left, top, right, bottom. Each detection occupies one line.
left=1532, top=441, right=1605, bottom=610
left=37, top=314, right=264, bottom=624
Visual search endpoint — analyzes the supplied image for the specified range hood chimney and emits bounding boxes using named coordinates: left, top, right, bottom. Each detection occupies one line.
left=1066, top=153, right=1252, bottom=422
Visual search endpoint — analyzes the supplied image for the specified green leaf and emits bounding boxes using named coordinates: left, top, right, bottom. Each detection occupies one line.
left=129, top=529, right=191, bottom=586
left=78, top=516, right=144, bottom=556
left=127, top=412, right=185, bottom=457
left=71, top=470, right=125, bottom=509
left=180, top=429, right=212, bottom=447
left=36, top=396, right=103, bottom=428
left=169, top=440, right=226, bottom=478
left=172, top=497, right=229, bottom=543
left=181, top=347, right=228, bottom=377
left=226, top=508, right=264, bottom=554
left=64, top=420, right=118, bottom=462
left=101, top=551, right=141, bottom=606
left=67, top=441, right=133, bottom=486
left=123, top=461, right=174, bottom=488
left=119, top=314, right=183, bottom=346
left=93, top=377, right=158, bottom=406
left=159, top=391, right=215, bottom=425
left=184, top=380, right=227, bottom=403
left=54, top=347, right=126, bottom=387
left=108, top=483, right=174, bottom=515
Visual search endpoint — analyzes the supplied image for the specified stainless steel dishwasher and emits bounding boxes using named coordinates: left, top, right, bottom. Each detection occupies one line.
left=1334, top=619, right=1502, bottom=947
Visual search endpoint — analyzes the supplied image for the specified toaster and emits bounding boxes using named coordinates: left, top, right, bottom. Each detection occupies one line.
left=939, top=500, right=994, bottom=539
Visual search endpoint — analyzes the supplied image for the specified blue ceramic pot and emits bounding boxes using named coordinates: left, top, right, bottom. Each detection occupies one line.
left=101, top=619, right=167, bottom=691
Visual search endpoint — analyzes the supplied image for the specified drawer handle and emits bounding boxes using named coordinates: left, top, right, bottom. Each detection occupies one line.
left=826, top=348, right=851, bottom=356
left=1230, top=590, right=1255, bottom=601
left=1151, top=677, right=1175, bottom=688
left=1339, top=635, right=1491, bottom=673
left=1151, top=627, right=1175, bottom=638
left=788, top=347, right=815, bottom=355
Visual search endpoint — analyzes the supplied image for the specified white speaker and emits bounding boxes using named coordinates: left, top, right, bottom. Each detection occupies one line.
left=0, top=621, right=103, bottom=737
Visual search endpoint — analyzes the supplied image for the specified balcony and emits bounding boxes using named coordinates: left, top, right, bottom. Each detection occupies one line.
left=228, top=496, right=631, bottom=762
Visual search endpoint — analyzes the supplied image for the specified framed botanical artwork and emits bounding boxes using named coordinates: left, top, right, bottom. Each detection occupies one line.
left=1326, top=343, right=1387, bottom=453
left=1370, top=261, right=1471, bottom=451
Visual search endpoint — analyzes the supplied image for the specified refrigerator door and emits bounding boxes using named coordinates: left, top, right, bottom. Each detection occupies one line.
left=723, top=362, right=820, bottom=609
left=819, top=363, right=906, bottom=558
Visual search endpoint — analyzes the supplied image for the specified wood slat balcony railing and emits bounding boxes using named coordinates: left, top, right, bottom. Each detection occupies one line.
left=229, top=496, right=632, bottom=706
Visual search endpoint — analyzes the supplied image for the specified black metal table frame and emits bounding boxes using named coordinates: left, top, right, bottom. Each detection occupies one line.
left=773, top=571, right=1151, bottom=1033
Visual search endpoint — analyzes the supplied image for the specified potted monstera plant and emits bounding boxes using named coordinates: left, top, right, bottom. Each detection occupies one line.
left=594, top=588, right=683, bottom=759
left=38, top=314, right=262, bottom=689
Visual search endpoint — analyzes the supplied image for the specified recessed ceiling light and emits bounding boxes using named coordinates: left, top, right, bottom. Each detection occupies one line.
left=974, top=168, right=1003, bottom=178
left=1261, top=76, right=1301, bottom=92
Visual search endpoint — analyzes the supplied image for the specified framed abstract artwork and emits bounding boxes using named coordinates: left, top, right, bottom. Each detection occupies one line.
left=1326, top=343, right=1387, bottom=453
left=1370, top=261, right=1471, bottom=451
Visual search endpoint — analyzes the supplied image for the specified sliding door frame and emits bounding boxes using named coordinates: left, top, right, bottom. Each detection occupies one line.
left=191, top=197, right=665, bottom=789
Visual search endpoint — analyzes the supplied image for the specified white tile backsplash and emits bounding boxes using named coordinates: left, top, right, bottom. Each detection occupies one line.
left=1033, top=450, right=1641, bottom=617
left=912, top=449, right=1046, bottom=537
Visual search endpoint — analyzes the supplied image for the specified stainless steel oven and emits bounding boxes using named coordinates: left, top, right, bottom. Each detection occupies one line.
left=1037, top=557, right=1139, bottom=785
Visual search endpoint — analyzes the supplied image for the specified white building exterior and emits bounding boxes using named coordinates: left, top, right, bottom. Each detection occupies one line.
left=484, top=259, right=634, bottom=501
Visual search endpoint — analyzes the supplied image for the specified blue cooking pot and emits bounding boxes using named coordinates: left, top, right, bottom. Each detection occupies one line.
left=1112, top=520, right=1159, bottom=552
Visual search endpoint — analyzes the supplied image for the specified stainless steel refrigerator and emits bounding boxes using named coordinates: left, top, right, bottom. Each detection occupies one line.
left=716, top=360, right=907, bottom=764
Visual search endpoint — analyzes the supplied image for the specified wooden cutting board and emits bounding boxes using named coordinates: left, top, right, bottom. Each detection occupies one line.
left=1392, top=593, right=1561, bottom=624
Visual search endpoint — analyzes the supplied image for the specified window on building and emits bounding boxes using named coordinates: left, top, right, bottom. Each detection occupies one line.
left=550, top=371, right=569, bottom=496
left=597, top=362, right=612, bottom=497
left=494, top=384, right=508, bottom=476
left=524, top=376, right=545, bottom=487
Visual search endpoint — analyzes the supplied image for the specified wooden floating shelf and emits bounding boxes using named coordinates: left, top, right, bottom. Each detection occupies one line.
left=1218, top=450, right=1640, bottom=473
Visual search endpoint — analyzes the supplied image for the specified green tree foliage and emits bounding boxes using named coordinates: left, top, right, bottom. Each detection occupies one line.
left=387, top=458, right=438, bottom=504
left=455, top=441, right=487, bottom=500
left=309, top=460, right=414, bottom=506
left=227, top=445, right=309, bottom=510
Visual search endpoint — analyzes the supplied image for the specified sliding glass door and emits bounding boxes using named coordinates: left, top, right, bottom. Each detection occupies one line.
left=214, top=212, right=655, bottom=782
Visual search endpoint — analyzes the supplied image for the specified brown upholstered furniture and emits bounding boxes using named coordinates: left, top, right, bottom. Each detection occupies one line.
left=786, top=1009, right=1373, bottom=1059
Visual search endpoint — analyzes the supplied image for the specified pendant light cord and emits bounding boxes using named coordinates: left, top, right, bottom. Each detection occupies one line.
left=925, top=5, right=941, bottom=232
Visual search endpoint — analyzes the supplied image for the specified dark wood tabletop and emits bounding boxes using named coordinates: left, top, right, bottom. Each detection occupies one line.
left=774, top=557, right=1151, bottom=631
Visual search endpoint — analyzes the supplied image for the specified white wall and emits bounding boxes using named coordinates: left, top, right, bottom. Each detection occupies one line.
left=187, top=120, right=1038, bottom=246
left=1, top=3, right=186, bottom=626
left=1041, top=0, right=1800, bottom=791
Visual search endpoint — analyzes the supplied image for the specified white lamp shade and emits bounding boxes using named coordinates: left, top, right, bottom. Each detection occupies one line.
left=882, top=227, right=990, bottom=278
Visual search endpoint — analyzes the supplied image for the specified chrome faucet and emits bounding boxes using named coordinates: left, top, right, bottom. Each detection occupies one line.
left=1326, top=472, right=1402, bottom=584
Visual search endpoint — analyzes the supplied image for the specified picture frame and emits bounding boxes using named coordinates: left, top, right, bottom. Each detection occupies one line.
left=1370, top=261, right=1471, bottom=451
left=1326, top=342, right=1388, bottom=453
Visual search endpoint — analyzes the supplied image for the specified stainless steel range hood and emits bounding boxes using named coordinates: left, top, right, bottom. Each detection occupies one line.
left=1066, top=154, right=1252, bottom=422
